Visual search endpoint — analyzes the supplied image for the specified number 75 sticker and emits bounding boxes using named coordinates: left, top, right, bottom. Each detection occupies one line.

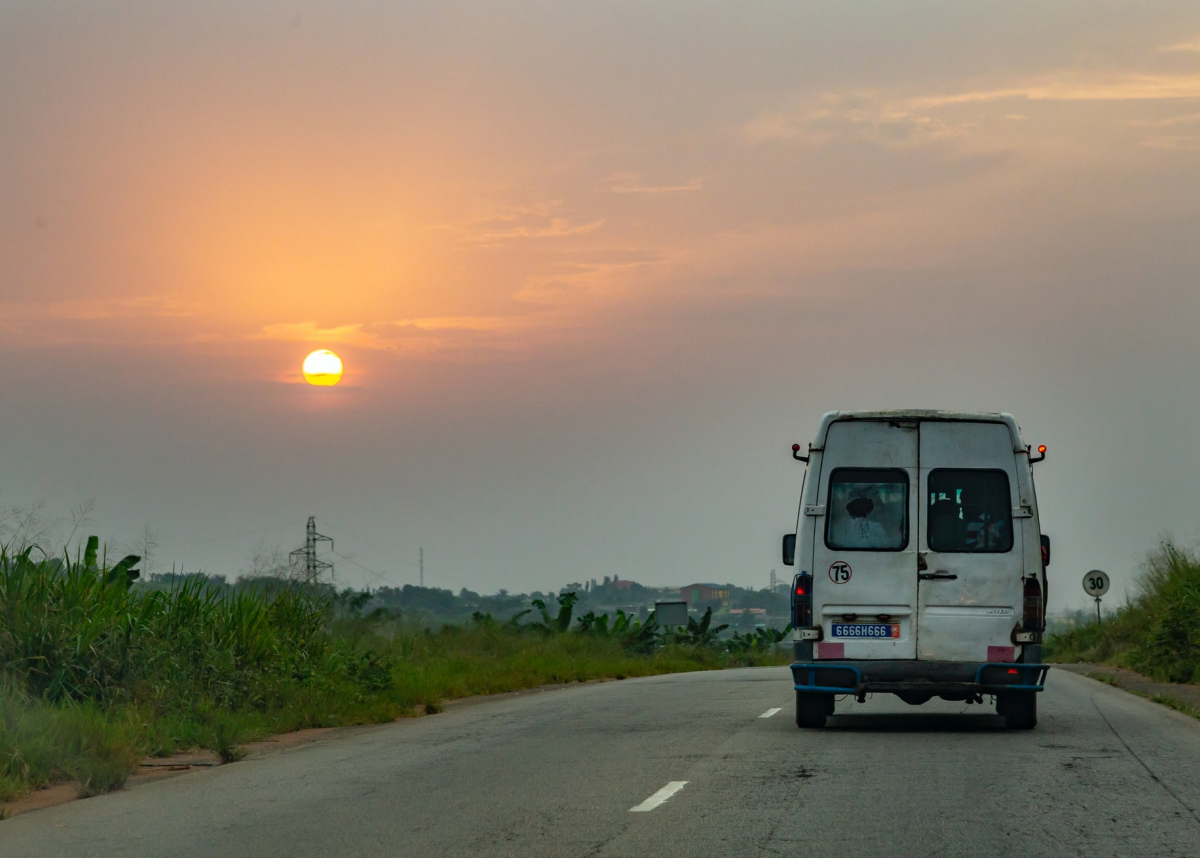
left=829, top=561, right=852, bottom=584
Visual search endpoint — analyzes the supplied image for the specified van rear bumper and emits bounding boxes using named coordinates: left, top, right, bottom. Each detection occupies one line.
left=790, top=660, right=1049, bottom=695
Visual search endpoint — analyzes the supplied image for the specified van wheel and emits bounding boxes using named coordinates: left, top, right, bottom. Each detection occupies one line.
left=1002, top=691, right=1037, bottom=729
left=796, top=692, right=828, bottom=728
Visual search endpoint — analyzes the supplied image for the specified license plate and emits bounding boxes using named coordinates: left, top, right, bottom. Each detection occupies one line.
left=831, top=623, right=900, bottom=639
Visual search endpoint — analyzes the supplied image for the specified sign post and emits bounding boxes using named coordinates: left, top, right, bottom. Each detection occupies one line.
left=1082, top=570, right=1110, bottom=624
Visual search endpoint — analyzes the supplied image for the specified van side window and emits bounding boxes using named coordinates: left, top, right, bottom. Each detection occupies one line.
left=825, top=468, right=909, bottom=551
left=927, top=469, right=1013, bottom=553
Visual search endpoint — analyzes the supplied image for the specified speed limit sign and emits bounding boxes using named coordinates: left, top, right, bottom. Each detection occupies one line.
left=1083, top=570, right=1110, bottom=597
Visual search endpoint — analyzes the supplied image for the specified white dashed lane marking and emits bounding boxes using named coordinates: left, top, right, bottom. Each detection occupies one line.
left=759, top=708, right=782, bottom=719
left=629, top=781, right=688, bottom=812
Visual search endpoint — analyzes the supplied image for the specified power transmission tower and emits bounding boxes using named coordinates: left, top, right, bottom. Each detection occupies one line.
left=419, top=547, right=424, bottom=588
left=289, top=516, right=334, bottom=583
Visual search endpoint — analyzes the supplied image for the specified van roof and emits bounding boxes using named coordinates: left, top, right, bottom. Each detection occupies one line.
left=811, top=410, right=1025, bottom=451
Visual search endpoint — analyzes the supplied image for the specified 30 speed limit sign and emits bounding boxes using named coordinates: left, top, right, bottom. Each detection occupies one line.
left=1082, top=570, right=1110, bottom=597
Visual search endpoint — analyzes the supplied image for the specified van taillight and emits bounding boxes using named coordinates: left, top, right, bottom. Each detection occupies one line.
left=793, top=573, right=813, bottom=627
left=1023, top=577, right=1044, bottom=632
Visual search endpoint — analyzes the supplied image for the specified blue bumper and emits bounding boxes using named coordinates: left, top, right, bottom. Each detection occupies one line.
left=790, top=661, right=1050, bottom=695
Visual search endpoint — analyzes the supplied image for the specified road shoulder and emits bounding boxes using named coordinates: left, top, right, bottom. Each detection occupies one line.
left=1054, top=662, right=1200, bottom=716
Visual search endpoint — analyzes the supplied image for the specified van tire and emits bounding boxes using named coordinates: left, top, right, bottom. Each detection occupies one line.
left=796, top=692, right=828, bottom=728
left=1002, top=691, right=1037, bottom=729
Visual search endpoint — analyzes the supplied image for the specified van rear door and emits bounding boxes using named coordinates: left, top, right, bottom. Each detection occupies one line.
left=916, top=421, right=1024, bottom=663
left=810, top=420, right=918, bottom=660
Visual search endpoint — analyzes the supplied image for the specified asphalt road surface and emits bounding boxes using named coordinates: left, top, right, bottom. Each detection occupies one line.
left=4, top=667, right=1200, bottom=857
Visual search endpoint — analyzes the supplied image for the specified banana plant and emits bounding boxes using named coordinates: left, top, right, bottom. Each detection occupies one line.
left=528, top=591, right=578, bottom=633
left=79, top=535, right=140, bottom=588
left=103, top=554, right=142, bottom=589
left=727, top=625, right=793, bottom=654
left=668, top=607, right=728, bottom=647
left=575, top=610, right=609, bottom=635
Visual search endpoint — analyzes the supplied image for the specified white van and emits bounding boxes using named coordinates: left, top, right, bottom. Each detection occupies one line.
left=782, top=411, right=1049, bottom=729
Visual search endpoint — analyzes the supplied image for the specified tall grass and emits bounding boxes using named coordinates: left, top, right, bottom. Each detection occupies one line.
left=0, top=685, right=140, bottom=801
left=0, top=545, right=340, bottom=712
left=0, top=544, right=788, bottom=803
left=1046, top=541, right=1200, bottom=683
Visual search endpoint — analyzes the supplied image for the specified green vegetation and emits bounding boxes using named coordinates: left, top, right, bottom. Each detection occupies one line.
left=1147, top=693, right=1200, bottom=720
left=1046, top=541, right=1200, bottom=683
left=0, top=544, right=789, bottom=805
left=0, top=685, right=140, bottom=802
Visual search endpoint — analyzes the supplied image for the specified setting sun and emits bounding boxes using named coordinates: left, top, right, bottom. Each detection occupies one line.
left=302, top=349, right=344, bottom=386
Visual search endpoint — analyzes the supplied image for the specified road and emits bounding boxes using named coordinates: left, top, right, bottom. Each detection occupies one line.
left=4, top=668, right=1200, bottom=857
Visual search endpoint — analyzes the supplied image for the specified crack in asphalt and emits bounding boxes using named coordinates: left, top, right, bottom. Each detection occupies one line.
left=1090, top=689, right=1200, bottom=828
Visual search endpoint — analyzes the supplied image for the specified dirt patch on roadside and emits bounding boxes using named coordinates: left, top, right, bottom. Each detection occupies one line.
left=2, top=750, right=225, bottom=820
left=240, top=726, right=343, bottom=756
left=0, top=783, right=80, bottom=820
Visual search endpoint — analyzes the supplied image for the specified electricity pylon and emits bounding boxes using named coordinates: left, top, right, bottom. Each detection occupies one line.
left=289, top=516, right=334, bottom=583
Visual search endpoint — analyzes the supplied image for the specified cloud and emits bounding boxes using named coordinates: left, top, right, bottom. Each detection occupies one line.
left=603, top=172, right=704, bottom=194
left=1120, top=111, right=1200, bottom=127
left=440, top=199, right=606, bottom=246
left=742, top=70, right=1200, bottom=155
left=742, top=91, right=973, bottom=149
left=909, top=74, right=1200, bottom=107
left=254, top=316, right=531, bottom=357
left=0, top=295, right=201, bottom=343
left=1159, top=38, right=1200, bottom=52
left=393, top=316, right=516, bottom=332
left=256, top=321, right=379, bottom=347
left=512, top=253, right=664, bottom=305
left=742, top=111, right=838, bottom=145
left=475, top=217, right=605, bottom=242
left=1, top=295, right=198, bottom=323
left=1140, top=135, right=1200, bottom=150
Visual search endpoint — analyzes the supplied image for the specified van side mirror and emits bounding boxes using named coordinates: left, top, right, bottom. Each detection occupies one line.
left=782, top=534, right=796, bottom=566
left=1040, top=534, right=1051, bottom=567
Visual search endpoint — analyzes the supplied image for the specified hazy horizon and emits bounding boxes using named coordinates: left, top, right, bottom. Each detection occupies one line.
left=3, top=2, right=1199, bottom=610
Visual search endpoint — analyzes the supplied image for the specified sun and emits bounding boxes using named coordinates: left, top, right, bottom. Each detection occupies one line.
left=302, top=349, right=344, bottom=386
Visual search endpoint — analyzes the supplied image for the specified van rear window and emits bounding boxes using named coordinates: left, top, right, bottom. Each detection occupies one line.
left=927, top=470, right=1013, bottom=553
left=825, top=469, right=909, bottom=551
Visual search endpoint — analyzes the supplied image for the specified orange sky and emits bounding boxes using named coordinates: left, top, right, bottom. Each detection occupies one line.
left=2, top=3, right=1199, bottom=607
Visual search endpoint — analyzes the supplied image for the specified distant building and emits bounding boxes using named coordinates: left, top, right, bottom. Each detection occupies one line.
left=681, top=583, right=730, bottom=605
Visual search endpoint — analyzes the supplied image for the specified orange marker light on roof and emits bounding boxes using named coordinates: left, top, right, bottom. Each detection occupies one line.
left=1038, top=445, right=1047, bottom=454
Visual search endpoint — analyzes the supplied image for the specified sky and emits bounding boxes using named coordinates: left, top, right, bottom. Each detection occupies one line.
left=1, top=1, right=1198, bottom=611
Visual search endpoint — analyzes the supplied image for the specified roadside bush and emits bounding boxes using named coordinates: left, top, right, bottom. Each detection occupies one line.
left=1046, top=541, right=1200, bottom=683
left=0, top=545, right=366, bottom=715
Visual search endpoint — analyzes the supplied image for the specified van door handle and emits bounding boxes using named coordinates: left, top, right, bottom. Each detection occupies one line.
left=919, top=572, right=958, bottom=581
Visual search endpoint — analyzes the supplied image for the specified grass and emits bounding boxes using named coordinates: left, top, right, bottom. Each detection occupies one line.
left=0, top=685, right=140, bottom=801
left=1148, top=693, right=1200, bottom=720
left=1046, top=540, right=1200, bottom=684
left=383, top=621, right=768, bottom=706
left=0, top=544, right=789, bottom=805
